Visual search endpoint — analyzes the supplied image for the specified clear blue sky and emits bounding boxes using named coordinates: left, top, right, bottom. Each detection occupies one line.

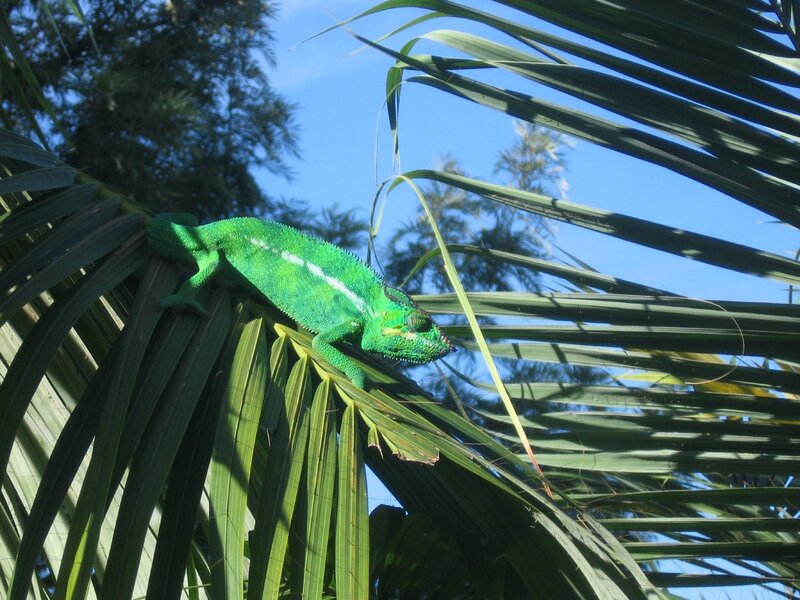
left=261, top=1, right=797, bottom=307
left=260, top=4, right=794, bottom=598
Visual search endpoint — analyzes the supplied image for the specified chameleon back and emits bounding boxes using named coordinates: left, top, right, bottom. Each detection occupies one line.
left=201, top=217, right=382, bottom=333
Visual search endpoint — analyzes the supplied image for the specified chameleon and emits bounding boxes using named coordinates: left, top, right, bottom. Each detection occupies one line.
left=146, top=213, right=454, bottom=388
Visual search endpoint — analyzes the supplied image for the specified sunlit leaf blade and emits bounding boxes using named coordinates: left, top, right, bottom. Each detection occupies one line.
left=0, top=229, right=147, bottom=477
left=480, top=341, right=800, bottom=391
left=285, top=328, right=661, bottom=595
left=384, top=174, right=554, bottom=494
left=626, top=541, right=800, bottom=561
left=409, top=243, right=670, bottom=294
left=354, top=1, right=800, bottom=227
left=3, top=0, right=800, bottom=595
left=413, top=29, right=800, bottom=183
left=6, top=346, right=117, bottom=600
left=2, top=459, right=51, bottom=600
left=343, top=1, right=800, bottom=595
left=454, top=323, right=788, bottom=358
left=358, top=1, right=799, bottom=134
left=302, top=379, right=336, bottom=599
left=335, top=403, right=369, bottom=600
left=50, top=240, right=168, bottom=600
left=351, top=391, right=440, bottom=463
left=255, top=325, right=290, bottom=433
left=145, top=302, right=245, bottom=600
left=246, top=329, right=291, bottom=521
left=101, top=289, right=232, bottom=599
left=478, top=382, right=800, bottom=419
left=207, top=316, right=268, bottom=599
left=422, top=292, right=800, bottom=331
left=647, top=572, right=793, bottom=590
left=381, top=45, right=796, bottom=224
left=247, top=354, right=312, bottom=600
left=403, top=170, right=800, bottom=284
left=496, top=0, right=800, bottom=91
left=600, top=517, right=800, bottom=533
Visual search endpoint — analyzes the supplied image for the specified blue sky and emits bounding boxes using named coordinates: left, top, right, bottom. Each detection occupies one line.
left=261, top=1, right=797, bottom=308
left=260, top=4, right=794, bottom=598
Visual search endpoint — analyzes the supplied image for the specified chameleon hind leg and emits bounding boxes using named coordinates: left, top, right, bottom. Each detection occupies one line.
left=312, top=320, right=367, bottom=388
left=161, top=249, right=221, bottom=316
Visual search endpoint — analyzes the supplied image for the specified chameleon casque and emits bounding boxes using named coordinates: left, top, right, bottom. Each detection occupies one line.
left=146, top=214, right=454, bottom=388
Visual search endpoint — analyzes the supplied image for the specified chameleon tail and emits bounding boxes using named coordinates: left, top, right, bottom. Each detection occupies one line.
left=146, top=213, right=204, bottom=263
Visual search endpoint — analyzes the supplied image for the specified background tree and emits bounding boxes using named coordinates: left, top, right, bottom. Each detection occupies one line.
left=3, top=0, right=300, bottom=221
left=385, top=122, right=567, bottom=294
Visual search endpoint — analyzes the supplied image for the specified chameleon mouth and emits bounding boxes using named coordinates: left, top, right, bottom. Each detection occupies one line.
left=381, top=327, right=455, bottom=360
left=439, top=330, right=456, bottom=353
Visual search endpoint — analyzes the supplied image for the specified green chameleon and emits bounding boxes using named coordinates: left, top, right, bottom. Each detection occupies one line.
left=146, top=214, right=454, bottom=388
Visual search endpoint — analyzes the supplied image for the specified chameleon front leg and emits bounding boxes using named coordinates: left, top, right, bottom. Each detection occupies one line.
left=160, top=249, right=222, bottom=316
left=312, top=320, right=367, bottom=388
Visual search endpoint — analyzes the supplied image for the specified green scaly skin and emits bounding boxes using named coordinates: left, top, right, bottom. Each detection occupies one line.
left=146, top=214, right=454, bottom=388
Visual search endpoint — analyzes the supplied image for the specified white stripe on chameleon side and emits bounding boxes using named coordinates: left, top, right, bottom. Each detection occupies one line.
left=280, top=249, right=305, bottom=267
left=249, top=237, right=367, bottom=314
left=306, top=262, right=367, bottom=313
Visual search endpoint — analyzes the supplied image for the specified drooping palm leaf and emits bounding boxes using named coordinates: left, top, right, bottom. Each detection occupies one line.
left=343, top=0, right=800, bottom=596
left=0, top=133, right=663, bottom=598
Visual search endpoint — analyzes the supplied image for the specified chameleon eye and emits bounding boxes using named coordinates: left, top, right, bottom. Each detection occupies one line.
left=406, top=312, right=432, bottom=333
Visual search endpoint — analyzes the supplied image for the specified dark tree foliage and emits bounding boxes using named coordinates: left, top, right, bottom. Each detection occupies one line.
left=4, top=0, right=300, bottom=221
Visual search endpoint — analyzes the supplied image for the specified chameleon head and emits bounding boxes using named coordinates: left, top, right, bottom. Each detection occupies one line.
left=361, top=286, right=454, bottom=363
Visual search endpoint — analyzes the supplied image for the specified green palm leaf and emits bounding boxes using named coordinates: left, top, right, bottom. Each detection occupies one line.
left=4, top=0, right=800, bottom=597
left=341, top=0, right=800, bottom=596
left=0, top=132, right=656, bottom=597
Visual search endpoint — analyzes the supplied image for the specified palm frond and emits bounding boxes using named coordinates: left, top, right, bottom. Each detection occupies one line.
left=0, top=132, right=659, bottom=598
left=346, top=1, right=800, bottom=596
